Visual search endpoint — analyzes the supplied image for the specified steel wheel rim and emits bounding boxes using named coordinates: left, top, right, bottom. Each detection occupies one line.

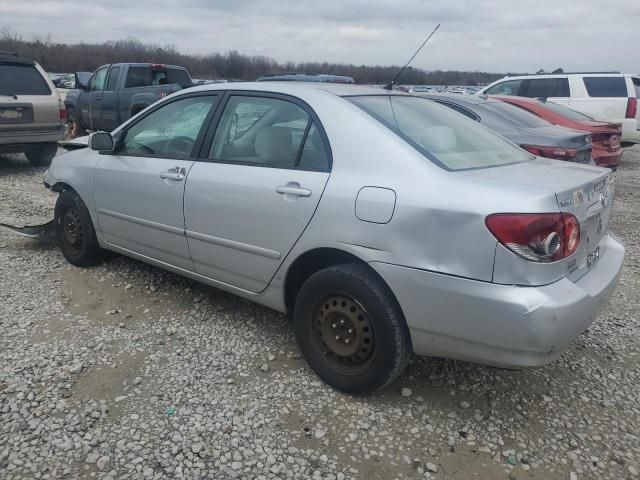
left=62, top=208, right=83, bottom=253
left=312, top=294, right=376, bottom=375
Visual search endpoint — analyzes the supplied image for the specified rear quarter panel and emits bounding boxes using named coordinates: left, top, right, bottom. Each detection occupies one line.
left=269, top=92, right=560, bottom=298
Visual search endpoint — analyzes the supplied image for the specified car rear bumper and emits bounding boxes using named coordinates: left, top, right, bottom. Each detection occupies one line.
left=0, top=128, right=64, bottom=148
left=592, top=149, right=622, bottom=169
left=371, top=233, right=624, bottom=369
left=621, top=119, right=640, bottom=143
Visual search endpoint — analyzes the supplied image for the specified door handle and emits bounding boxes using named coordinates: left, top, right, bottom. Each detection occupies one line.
left=276, top=186, right=312, bottom=197
left=160, top=166, right=186, bottom=181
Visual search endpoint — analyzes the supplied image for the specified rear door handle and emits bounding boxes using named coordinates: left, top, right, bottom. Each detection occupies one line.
left=276, top=186, right=312, bottom=197
left=160, top=166, right=186, bottom=181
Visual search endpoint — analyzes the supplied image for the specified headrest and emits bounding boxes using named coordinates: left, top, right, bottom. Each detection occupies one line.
left=418, top=126, right=457, bottom=153
left=255, top=126, right=294, bottom=165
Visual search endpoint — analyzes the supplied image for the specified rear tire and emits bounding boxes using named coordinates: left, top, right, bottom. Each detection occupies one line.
left=25, top=143, right=57, bottom=167
left=54, top=190, right=104, bottom=267
left=293, top=263, right=411, bottom=394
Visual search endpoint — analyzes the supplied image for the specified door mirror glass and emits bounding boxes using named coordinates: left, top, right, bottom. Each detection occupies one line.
left=90, top=132, right=114, bottom=151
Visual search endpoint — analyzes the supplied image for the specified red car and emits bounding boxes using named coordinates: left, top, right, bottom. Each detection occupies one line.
left=490, top=95, right=623, bottom=169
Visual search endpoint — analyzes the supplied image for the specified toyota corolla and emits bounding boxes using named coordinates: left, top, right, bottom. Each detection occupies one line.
left=43, top=83, right=624, bottom=393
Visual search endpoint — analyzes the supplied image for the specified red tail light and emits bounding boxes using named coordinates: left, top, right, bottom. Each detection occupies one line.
left=59, top=108, right=67, bottom=120
left=486, top=213, right=580, bottom=263
left=521, top=145, right=578, bottom=161
left=626, top=97, right=638, bottom=119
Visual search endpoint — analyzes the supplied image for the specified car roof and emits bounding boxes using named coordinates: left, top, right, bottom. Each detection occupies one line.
left=416, top=92, right=500, bottom=105
left=0, top=52, right=35, bottom=65
left=498, top=72, right=629, bottom=80
left=184, top=81, right=400, bottom=98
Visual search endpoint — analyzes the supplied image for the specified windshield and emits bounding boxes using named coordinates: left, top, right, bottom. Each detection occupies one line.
left=539, top=101, right=593, bottom=121
left=348, top=95, right=532, bottom=171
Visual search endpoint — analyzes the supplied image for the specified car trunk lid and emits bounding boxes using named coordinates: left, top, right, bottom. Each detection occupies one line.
left=462, top=158, right=613, bottom=284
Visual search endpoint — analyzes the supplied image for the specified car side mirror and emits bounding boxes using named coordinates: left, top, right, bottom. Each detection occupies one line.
left=89, top=132, right=114, bottom=152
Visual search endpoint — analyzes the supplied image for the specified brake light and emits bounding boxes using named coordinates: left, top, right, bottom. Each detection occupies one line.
left=486, top=213, right=580, bottom=262
left=59, top=108, right=67, bottom=120
left=626, top=97, right=637, bottom=119
left=521, top=145, right=578, bottom=161
left=592, top=133, right=621, bottom=150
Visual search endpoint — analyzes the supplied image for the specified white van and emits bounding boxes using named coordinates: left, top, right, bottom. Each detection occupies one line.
left=478, top=73, right=640, bottom=145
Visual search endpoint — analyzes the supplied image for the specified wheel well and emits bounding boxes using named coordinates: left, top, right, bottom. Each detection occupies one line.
left=51, top=182, right=74, bottom=194
left=284, top=248, right=368, bottom=313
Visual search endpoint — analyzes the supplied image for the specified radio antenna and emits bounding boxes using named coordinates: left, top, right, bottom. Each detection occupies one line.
left=383, top=23, right=440, bottom=90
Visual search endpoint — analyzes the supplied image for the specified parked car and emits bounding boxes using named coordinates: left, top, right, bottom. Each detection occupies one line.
left=0, top=52, right=65, bottom=166
left=477, top=73, right=640, bottom=145
left=64, top=63, right=193, bottom=137
left=491, top=95, right=623, bottom=169
left=257, top=73, right=355, bottom=84
left=418, top=93, right=594, bottom=164
left=44, top=83, right=623, bottom=393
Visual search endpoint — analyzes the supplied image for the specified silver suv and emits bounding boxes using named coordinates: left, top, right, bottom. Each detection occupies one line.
left=0, top=52, right=64, bottom=166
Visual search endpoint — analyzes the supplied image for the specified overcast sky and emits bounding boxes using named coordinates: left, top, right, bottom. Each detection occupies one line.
left=1, top=0, right=638, bottom=73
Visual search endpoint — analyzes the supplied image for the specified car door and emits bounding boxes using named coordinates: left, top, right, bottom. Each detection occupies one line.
left=100, top=65, right=121, bottom=131
left=521, top=78, right=570, bottom=106
left=93, top=93, right=220, bottom=271
left=79, top=66, right=108, bottom=130
left=184, top=93, right=331, bottom=293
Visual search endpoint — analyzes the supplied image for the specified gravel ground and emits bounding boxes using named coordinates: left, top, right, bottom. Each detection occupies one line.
left=1, top=147, right=639, bottom=480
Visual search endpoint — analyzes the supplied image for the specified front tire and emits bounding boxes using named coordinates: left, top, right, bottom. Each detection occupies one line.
left=293, top=264, right=411, bottom=394
left=54, top=190, right=104, bottom=266
left=25, top=143, right=57, bottom=167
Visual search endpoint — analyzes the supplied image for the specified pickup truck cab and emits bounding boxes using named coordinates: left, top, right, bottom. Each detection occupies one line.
left=65, top=63, right=192, bottom=136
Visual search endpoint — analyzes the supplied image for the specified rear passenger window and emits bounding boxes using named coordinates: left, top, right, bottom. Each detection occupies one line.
left=105, top=67, right=120, bottom=91
left=0, top=64, right=51, bottom=96
left=583, top=77, right=628, bottom=97
left=484, top=80, right=522, bottom=96
left=298, top=123, right=330, bottom=171
left=209, top=96, right=311, bottom=169
left=523, top=78, right=569, bottom=98
left=632, top=78, right=640, bottom=98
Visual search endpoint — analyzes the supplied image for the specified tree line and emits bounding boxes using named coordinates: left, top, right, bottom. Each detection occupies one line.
left=0, top=28, right=509, bottom=86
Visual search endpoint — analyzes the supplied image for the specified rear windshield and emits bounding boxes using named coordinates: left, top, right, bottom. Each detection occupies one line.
left=633, top=77, right=640, bottom=98
left=348, top=95, right=532, bottom=171
left=125, top=67, right=191, bottom=88
left=0, top=64, right=51, bottom=96
left=474, top=101, right=550, bottom=131
left=538, top=101, right=593, bottom=121
left=583, top=77, right=628, bottom=97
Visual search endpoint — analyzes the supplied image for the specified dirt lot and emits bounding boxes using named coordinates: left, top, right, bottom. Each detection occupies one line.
left=1, top=147, right=639, bottom=480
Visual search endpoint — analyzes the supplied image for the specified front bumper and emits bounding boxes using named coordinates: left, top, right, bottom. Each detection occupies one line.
left=371, top=233, right=624, bottom=369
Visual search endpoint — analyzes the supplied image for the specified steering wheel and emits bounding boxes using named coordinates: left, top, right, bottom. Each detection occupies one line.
left=164, top=136, right=195, bottom=156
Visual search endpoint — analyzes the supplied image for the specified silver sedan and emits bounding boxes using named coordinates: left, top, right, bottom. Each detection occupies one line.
left=44, top=83, right=624, bottom=393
